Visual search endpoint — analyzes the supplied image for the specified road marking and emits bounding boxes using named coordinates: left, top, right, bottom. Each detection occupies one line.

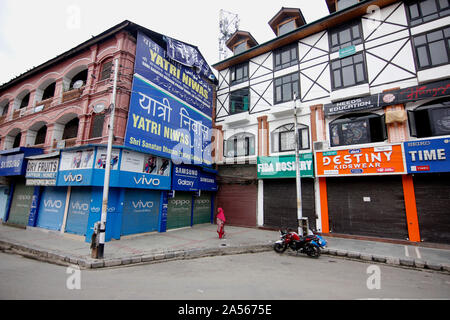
left=404, top=246, right=409, bottom=257
left=415, top=247, right=422, bottom=259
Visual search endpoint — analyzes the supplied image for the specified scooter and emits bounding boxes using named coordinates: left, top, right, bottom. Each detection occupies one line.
left=273, top=229, right=327, bottom=258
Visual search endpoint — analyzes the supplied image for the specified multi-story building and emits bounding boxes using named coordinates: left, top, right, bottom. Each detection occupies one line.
left=212, top=0, right=450, bottom=244
left=0, top=20, right=217, bottom=242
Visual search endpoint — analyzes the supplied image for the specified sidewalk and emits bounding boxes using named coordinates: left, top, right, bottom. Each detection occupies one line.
left=0, top=223, right=449, bottom=272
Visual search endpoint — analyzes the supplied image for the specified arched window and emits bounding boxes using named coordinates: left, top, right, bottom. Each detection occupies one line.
left=41, top=82, right=56, bottom=100
left=13, top=132, right=21, bottom=148
left=99, top=59, right=113, bottom=81
left=329, top=113, right=387, bottom=147
left=224, top=132, right=255, bottom=157
left=408, top=98, right=450, bottom=138
left=19, top=93, right=30, bottom=109
left=35, top=126, right=47, bottom=145
left=69, top=69, right=88, bottom=90
left=271, top=123, right=309, bottom=153
left=62, top=118, right=79, bottom=140
left=90, top=113, right=105, bottom=138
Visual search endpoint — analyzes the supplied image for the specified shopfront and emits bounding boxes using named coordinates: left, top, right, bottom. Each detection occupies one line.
left=0, top=147, right=42, bottom=227
left=315, top=144, right=409, bottom=239
left=166, top=164, right=217, bottom=230
left=404, top=137, right=450, bottom=244
left=257, top=153, right=315, bottom=230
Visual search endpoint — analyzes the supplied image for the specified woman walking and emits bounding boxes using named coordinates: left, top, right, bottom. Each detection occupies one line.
left=216, top=207, right=226, bottom=239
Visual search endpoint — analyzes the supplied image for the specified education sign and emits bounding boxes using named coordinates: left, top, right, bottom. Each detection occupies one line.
left=315, top=144, right=405, bottom=177
left=257, top=153, right=314, bottom=179
left=404, top=137, right=450, bottom=173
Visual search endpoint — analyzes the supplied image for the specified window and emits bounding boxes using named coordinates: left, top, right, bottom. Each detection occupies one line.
left=278, top=20, right=296, bottom=36
left=230, top=88, right=249, bottom=114
left=331, top=52, right=367, bottom=90
left=330, top=113, right=387, bottom=147
left=1, top=103, right=9, bottom=116
left=234, top=42, right=248, bottom=55
left=274, top=43, right=298, bottom=71
left=413, top=27, right=450, bottom=70
left=271, top=123, right=310, bottom=153
left=62, top=118, right=79, bottom=140
left=337, top=0, right=360, bottom=10
left=329, top=20, right=362, bottom=53
left=408, top=98, right=450, bottom=137
left=69, top=69, right=88, bottom=90
left=90, top=114, right=105, bottom=138
left=100, top=60, right=113, bottom=81
left=407, top=0, right=450, bottom=26
left=230, top=62, right=248, bottom=85
left=42, top=82, right=56, bottom=100
left=274, top=73, right=299, bottom=104
left=224, top=132, right=256, bottom=157
left=13, top=133, right=21, bottom=148
left=35, top=126, right=47, bottom=145
left=19, top=93, right=30, bottom=109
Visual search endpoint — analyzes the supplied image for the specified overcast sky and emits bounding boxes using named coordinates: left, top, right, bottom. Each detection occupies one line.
left=0, top=0, right=329, bottom=86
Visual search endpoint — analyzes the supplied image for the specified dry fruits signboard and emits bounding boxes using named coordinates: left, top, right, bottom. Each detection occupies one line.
left=315, top=144, right=405, bottom=177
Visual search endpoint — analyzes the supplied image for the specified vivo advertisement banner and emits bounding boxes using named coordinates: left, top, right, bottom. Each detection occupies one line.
left=36, top=187, right=67, bottom=231
left=135, top=32, right=213, bottom=117
left=0, top=153, right=25, bottom=176
left=404, top=137, right=450, bottom=173
left=124, top=75, right=212, bottom=166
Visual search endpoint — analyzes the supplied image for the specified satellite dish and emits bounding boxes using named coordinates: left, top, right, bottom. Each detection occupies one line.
left=73, top=80, right=84, bottom=89
left=93, top=103, right=106, bottom=114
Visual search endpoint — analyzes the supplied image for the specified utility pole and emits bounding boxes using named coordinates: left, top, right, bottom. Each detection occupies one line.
left=96, top=57, right=119, bottom=259
left=293, top=93, right=304, bottom=236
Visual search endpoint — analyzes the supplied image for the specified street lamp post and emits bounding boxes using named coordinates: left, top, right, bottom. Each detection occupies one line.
left=293, top=93, right=305, bottom=236
left=96, top=57, right=119, bottom=259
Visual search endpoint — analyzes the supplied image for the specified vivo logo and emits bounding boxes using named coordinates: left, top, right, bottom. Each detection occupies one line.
left=64, top=173, right=83, bottom=182
left=132, top=200, right=154, bottom=209
left=133, top=176, right=160, bottom=186
left=71, top=202, right=89, bottom=211
left=44, top=199, right=63, bottom=209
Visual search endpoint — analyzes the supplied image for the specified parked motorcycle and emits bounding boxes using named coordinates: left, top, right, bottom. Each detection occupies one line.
left=273, top=229, right=327, bottom=258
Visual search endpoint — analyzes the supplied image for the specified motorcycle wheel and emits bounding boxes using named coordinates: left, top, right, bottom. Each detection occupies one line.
left=305, top=244, right=321, bottom=258
left=274, top=243, right=287, bottom=253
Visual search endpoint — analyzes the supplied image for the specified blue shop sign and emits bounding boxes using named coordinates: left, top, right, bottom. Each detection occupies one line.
left=404, top=137, right=450, bottom=173
left=199, top=171, right=217, bottom=191
left=172, top=164, right=199, bottom=191
left=0, top=153, right=25, bottom=176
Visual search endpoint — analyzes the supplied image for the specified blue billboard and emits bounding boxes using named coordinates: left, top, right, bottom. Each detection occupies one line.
left=0, top=153, right=25, bottom=176
left=124, top=75, right=212, bottom=166
left=134, top=32, right=213, bottom=117
left=404, top=137, right=450, bottom=173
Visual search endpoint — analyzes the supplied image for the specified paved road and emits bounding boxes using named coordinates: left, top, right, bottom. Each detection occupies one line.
left=1, top=251, right=449, bottom=300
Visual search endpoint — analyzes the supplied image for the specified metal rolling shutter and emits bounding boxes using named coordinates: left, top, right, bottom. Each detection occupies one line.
left=263, top=178, right=316, bottom=231
left=193, top=192, right=212, bottom=225
left=414, top=173, right=450, bottom=244
left=216, top=183, right=257, bottom=227
left=327, top=176, right=408, bottom=239
left=65, top=187, right=92, bottom=236
left=7, top=182, right=34, bottom=226
left=166, top=191, right=192, bottom=230
left=121, top=189, right=161, bottom=236
left=36, top=187, right=67, bottom=231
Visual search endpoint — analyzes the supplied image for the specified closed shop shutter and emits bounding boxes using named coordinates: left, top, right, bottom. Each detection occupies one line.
left=216, top=183, right=257, bottom=227
left=263, top=178, right=316, bottom=231
left=0, top=186, right=9, bottom=221
left=121, top=189, right=161, bottom=236
left=7, top=182, right=34, bottom=226
left=167, top=191, right=192, bottom=230
left=65, top=187, right=91, bottom=236
left=414, top=173, right=450, bottom=244
left=327, top=176, right=408, bottom=240
left=193, top=192, right=212, bottom=225
left=36, top=187, right=67, bottom=231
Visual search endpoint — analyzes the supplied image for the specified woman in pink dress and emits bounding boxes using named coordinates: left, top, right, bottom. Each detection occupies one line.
left=216, top=207, right=226, bottom=239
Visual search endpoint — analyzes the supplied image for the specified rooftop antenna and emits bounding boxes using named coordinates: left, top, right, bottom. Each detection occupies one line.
left=219, top=9, right=240, bottom=61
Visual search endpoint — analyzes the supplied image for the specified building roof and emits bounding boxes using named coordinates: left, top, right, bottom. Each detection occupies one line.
left=225, top=30, right=259, bottom=50
left=212, top=0, right=396, bottom=71
left=268, top=7, right=306, bottom=35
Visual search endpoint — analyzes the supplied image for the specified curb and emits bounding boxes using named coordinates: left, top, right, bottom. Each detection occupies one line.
left=321, top=247, right=450, bottom=273
left=1, top=239, right=449, bottom=273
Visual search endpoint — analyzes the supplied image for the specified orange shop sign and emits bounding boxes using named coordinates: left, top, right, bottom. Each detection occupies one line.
left=315, top=144, right=406, bottom=177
